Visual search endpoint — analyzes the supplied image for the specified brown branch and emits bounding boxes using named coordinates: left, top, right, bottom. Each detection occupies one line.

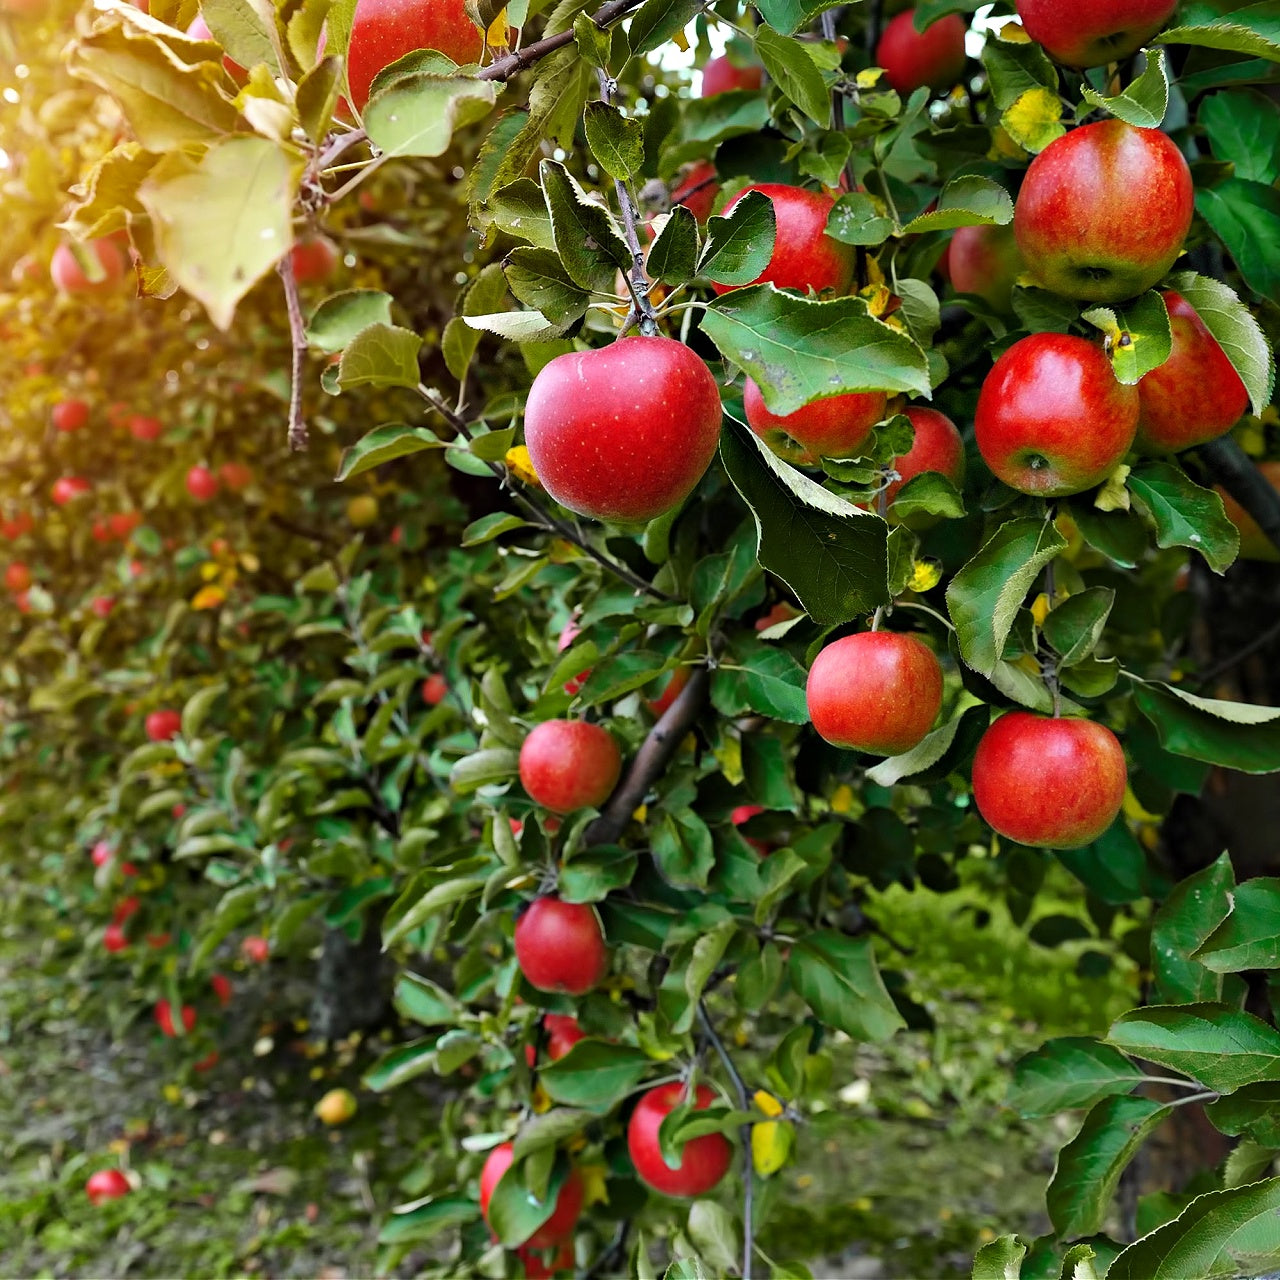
left=478, top=0, right=647, bottom=81
left=278, top=255, right=309, bottom=451
left=316, top=128, right=367, bottom=173
left=1197, top=436, right=1280, bottom=559
left=585, top=665, right=710, bottom=846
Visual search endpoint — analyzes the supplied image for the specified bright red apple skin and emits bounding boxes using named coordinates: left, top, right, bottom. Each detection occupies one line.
left=876, top=10, right=967, bottom=94
left=755, top=601, right=800, bottom=631
left=1014, top=120, right=1193, bottom=304
left=947, top=224, right=1023, bottom=314
left=700, top=55, right=764, bottom=97
left=155, top=1000, right=197, bottom=1037
left=1135, top=290, right=1249, bottom=453
left=807, top=631, right=943, bottom=755
left=110, top=511, right=142, bottom=540
left=519, top=720, right=621, bottom=813
left=91, top=595, right=116, bottom=619
left=51, top=476, right=91, bottom=506
left=346, top=0, right=483, bottom=111
left=211, top=973, right=232, bottom=1006
left=186, top=466, right=220, bottom=502
left=886, top=407, right=965, bottom=505
left=128, top=413, right=163, bottom=442
left=146, top=709, right=182, bottom=742
left=712, top=185, right=855, bottom=297
left=242, top=935, right=271, bottom=963
left=514, top=896, right=608, bottom=995
left=543, top=1014, right=586, bottom=1061
left=219, top=461, right=254, bottom=491
left=5, top=563, right=31, bottom=593
left=50, top=239, right=125, bottom=294
left=290, top=236, right=340, bottom=285
left=744, top=379, right=886, bottom=465
left=52, top=399, right=90, bottom=432
left=628, top=1083, right=732, bottom=1197
left=480, top=1142, right=584, bottom=1247
left=972, top=712, right=1127, bottom=849
left=975, top=333, right=1138, bottom=496
left=1220, top=461, right=1280, bottom=563
left=103, top=923, right=129, bottom=953
left=1015, top=0, right=1177, bottom=68
left=524, top=336, right=722, bottom=524
left=86, top=1169, right=131, bottom=1204
left=421, top=673, right=448, bottom=706
left=648, top=666, right=690, bottom=718
left=670, top=160, right=719, bottom=223
left=557, top=619, right=591, bottom=695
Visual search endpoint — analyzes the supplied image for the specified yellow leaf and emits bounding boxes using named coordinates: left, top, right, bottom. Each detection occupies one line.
left=1094, top=464, right=1132, bottom=513
left=671, top=26, right=689, bottom=51
left=830, top=783, right=855, bottom=814
left=1030, top=592, right=1050, bottom=628
left=855, top=67, right=885, bottom=88
left=532, top=1082, right=552, bottom=1113
left=200, top=561, right=221, bottom=582
left=632, top=802, right=647, bottom=824
left=191, top=585, right=227, bottom=611
left=988, top=124, right=1030, bottom=164
left=1003, top=86, right=1066, bottom=154
left=860, top=281, right=894, bottom=319
left=907, top=559, right=942, bottom=594
left=753, top=1089, right=784, bottom=1118
left=998, top=19, right=1031, bottom=41
left=578, top=1163, right=610, bottom=1206
left=239, top=552, right=260, bottom=573
left=163, top=1084, right=183, bottom=1104
left=751, top=1118, right=794, bottom=1177
left=486, top=6, right=509, bottom=47
left=505, top=445, right=540, bottom=487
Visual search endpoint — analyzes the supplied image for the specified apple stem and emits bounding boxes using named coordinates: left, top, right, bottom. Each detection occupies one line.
left=478, top=0, right=646, bottom=80
left=697, top=1000, right=754, bottom=1280
left=277, top=255, right=309, bottom=451
left=870, top=606, right=884, bottom=632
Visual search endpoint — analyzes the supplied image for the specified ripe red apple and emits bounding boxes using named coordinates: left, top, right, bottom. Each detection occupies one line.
left=648, top=666, right=690, bottom=718
left=1135, top=290, right=1249, bottom=453
left=421, top=673, right=448, bottom=706
left=1, top=512, right=33, bottom=540
left=516, top=1240, right=575, bottom=1280
left=885, top=406, right=966, bottom=505
left=543, top=1013, right=586, bottom=1061
left=186, top=466, right=220, bottom=502
left=193, top=1050, right=220, bottom=1073
left=1015, top=0, right=1177, bottom=68
left=4, top=563, right=31, bottom=593
left=145, top=709, right=182, bottom=742
left=876, top=10, right=968, bottom=94
left=514, top=896, right=608, bottom=995
left=128, top=413, right=163, bottom=442
left=975, top=333, right=1138, bottom=496
left=479, top=1142, right=584, bottom=1248
left=103, top=923, right=129, bottom=953
left=113, top=896, right=141, bottom=925
left=519, top=720, right=621, bottom=813
left=700, top=54, right=764, bottom=97
left=51, top=476, right=91, bottom=506
left=557, top=619, right=591, bottom=695
left=524, top=336, right=722, bottom=524
left=109, top=511, right=142, bottom=540
left=712, top=185, right=855, bottom=297
left=52, top=399, right=90, bottom=432
left=947, top=224, right=1023, bottom=314
left=91, top=841, right=114, bottom=868
left=346, top=0, right=483, bottom=111
left=218, top=461, right=254, bottom=491
left=755, top=601, right=801, bottom=631
left=1014, top=120, right=1193, bottom=303
left=50, top=239, right=125, bottom=294
left=972, top=711, right=1127, bottom=849
left=670, top=160, right=719, bottom=223
left=1219, top=461, right=1280, bottom=563
left=290, top=235, right=340, bottom=285
left=155, top=1000, right=197, bottom=1037
left=242, top=935, right=271, bottom=963
left=91, top=595, right=116, bottom=619
left=744, top=379, right=886, bottom=465
left=147, top=933, right=172, bottom=949
left=211, top=974, right=232, bottom=1006
left=85, top=1169, right=131, bottom=1204
left=628, top=1082, right=732, bottom=1197
left=807, top=631, right=943, bottom=755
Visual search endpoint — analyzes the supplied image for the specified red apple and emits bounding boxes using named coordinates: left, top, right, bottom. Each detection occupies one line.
left=755, top=601, right=801, bottom=631
left=1219, top=461, right=1280, bottom=563
left=211, top=973, right=232, bottom=1006
left=700, top=55, right=764, bottom=97
left=557, top=619, right=591, bottom=695
left=519, top=720, right=621, bottom=813
left=514, top=896, right=608, bottom=995
left=91, top=595, right=116, bottom=619
left=193, top=1050, right=220, bottom=1073
left=103, top=923, right=129, bottom=953
left=421, top=673, right=448, bottom=706
left=91, top=840, right=114, bottom=868
left=627, top=1082, right=732, bottom=1197
left=480, top=1142, right=584, bottom=1248
left=1, top=513, right=32, bottom=540
left=50, top=239, right=125, bottom=294
left=110, top=511, right=142, bottom=540
left=14, top=590, right=30, bottom=615
left=113, top=896, right=141, bottom=925
left=186, top=466, right=219, bottom=502
left=744, top=379, right=886, bottom=465
left=52, top=399, right=90, bottom=432
left=1014, top=120, right=1193, bottom=303
left=543, top=1013, right=586, bottom=1061
left=290, top=235, right=340, bottom=285
left=1135, top=290, right=1249, bottom=453
left=975, top=333, right=1138, bottom=496
left=947, top=224, right=1023, bottom=314
left=885, top=406, right=966, bottom=505
left=218, top=461, right=254, bottom=491
left=51, top=476, right=91, bottom=506
left=146, top=709, right=182, bottom=742
left=807, top=631, right=943, bottom=755
left=155, top=999, right=197, bottom=1037
left=648, top=666, right=690, bottom=718
left=1015, top=0, right=1177, bottom=68
left=972, top=711, right=1127, bottom=849
left=346, top=0, right=483, bottom=111
left=242, top=935, right=271, bottom=963
left=85, top=1169, right=131, bottom=1204
left=5, top=563, right=31, bottom=593
left=128, top=414, right=164, bottom=442
left=670, top=160, right=719, bottom=223
left=147, top=932, right=173, bottom=949
left=524, top=336, right=721, bottom=524
left=712, top=185, right=855, bottom=297
left=876, top=9, right=968, bottom=95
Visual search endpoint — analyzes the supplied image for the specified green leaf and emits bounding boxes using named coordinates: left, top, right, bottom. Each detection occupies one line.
left=891, top=472, right=966, bottom=523
left=512, top=1108, right=594, bottom=1160
left=1201, top=87, right=1280, bottom=185
left=651, top=809, right=716, bottom=889
left=306, top=290, right=395, bottom=354
left=687, top=1200, right=740, bottom=1276
left=647, top=206, right=699, bottom=286
left=377, top=1198, right=480, bottom=1246
left=702, top=286, right=930, bottom=414
left=296, top=56, right=342, bottom=144
left=138, top=137, right=301, bottom=331
left=710, top=647, right=809, bottom=724
left=181, top=682, right=225, bottom=739
left=1080, top=47, right=1170, bottom=128
left=972, top=1235, right=1027, bottom=1280
left=1042, top=588, right=1114, bottom=667
left=1107, top=1003, right=1280, bottom=1094
left=826, top=192, right=895, bottom=247
left=461, top=512, right=530, bottom=546
left=1081, top=290, right=1172, bottom=385
left=504, top=247, right=591, bottom=326
left=463, top=311, right=567, bottom=343
left=539, top=1040, right=652, bottom=1110
left=364, top=72, right=497, bottom=157
left=450, top=747, right=520, bottom=793
left=755, top=25, right=831, bottom=126
left=1009, top=1037, right=1147, bottom=1119
left=1150, top=852, right=1233, bottom=1004
left=363, top=1037, right=439, bottom=1090
left=1206, top=1083, right=1280, bottom=1147
left=789, top=932, right=906, bottom=1043
left=1108, top=1177, right=1280, bottom=1280
left=540, top=158, right=632, bottom=294
left=901, top=176, right=1015, bottom=234
left=199, top=0, right=278, bottom=72
left=1132, top=681, right=1280, bottom=775
left=1157, top=3, right=1280, bottom=62
left=572, top=11, right=612, bottom=66
left=487, top=178, right=556, bottom=250
left=577, top=651, right=672, bottom=706
left=394, top=971, right=460, bottom=1026
left=583, top=101, right=644, bottom=181
left=719, top=416, right=890, bottom=626
left=1128, top=462, right=1239, bottom=574
left=1055, top=819, right=1151, bottom=906
left=865, top=705, right=975, bottom=787
left=336, top=423, right=444, bottom=480
left=698, top=190, right=777, bottom=288
left=1196, top=178, right=1280, bottom=305
left=1047, top=1095, right=1171, bottom=1238
left=189, top=884, right=258, bottom=971
left=1193, top=877, right=1280, bottom=972
left=1165, top=271, right=1276, bottom=415
left=487, top=1158, right=571, bottom=1248
left=382, top=872, right=488, bottom=946
left=334, top=323, right=423, bottom=390
left=626, top=0, right=701, bottom=57
left=946, top=517, right=1066, bottom=678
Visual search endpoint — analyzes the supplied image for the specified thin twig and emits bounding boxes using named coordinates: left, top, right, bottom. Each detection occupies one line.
left=1196, top=615, right=1280, bottom=688
left=316, top=128, right=368, bottom=173
left=278, top=255, right=309, bottom=451
left=478, top=0, right=647, bottom=81
left=1198, top=436, right=1280, bottom=559
left=866, top=0, right=883, bottom=61
left=820, top=10, right=855, bottom=195
left=697, top=1000, right=754, bottom=1280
